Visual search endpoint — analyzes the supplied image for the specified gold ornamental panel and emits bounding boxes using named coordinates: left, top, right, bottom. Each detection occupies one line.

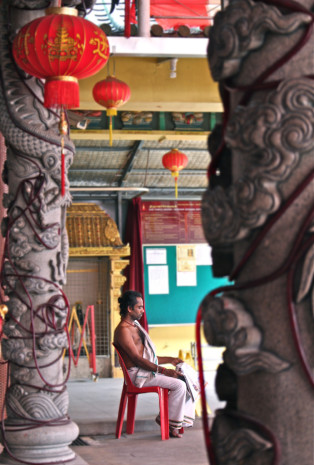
left=67, top=203, right=127, bottom=250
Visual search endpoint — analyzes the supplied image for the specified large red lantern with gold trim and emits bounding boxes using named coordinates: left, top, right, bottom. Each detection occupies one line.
left=12, top=7, right=110, bottom=197
left=13, top=7, right=110, bottom=109
left=93, top=75, right=131, bottom=146
left=162, top=148, right=188, bottom=198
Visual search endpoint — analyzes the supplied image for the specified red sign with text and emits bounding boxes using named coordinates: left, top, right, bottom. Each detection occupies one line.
left=141, top=201, right=206, bottom=244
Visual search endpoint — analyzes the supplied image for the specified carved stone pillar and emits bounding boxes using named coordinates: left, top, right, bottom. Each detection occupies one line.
left=201, top=1, right=313, bottom=464
left=0, top=2, right=80, bottom=463
left=110, top=258, right=129, bottom=377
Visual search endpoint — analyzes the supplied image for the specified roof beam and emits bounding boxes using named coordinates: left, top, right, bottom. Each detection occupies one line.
left=70, top=186, right=205, bottom=193
left=69, top=168, right=206, bottom=175
left=106, top=37, right=209, bottom=58
left=74, top=146, right=208, bottom=153
left=118, top=141, right=143, bottom=187
left=70, top=189, right=205, bottom=201
left=71, top=130, right=209, bottom=141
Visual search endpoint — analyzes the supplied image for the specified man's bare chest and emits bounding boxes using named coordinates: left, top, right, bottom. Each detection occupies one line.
left=132, top=327, right=145, bottom=348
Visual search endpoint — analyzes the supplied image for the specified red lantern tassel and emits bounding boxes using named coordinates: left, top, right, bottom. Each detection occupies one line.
left=59, top=108, right=68, bottom=197
left=45, top=77, right=79, bottom=109
left=109, top=116, right=113, bottom=146
left=171, top=171, right=179, bottom=198
left=174, top=177, right=178, bottom=198
left=107, top=109, right=117, bottom=146
left=61, top=151, right=65, bottom=197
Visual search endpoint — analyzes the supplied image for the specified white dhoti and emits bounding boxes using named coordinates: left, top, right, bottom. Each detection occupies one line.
left=128, top=321, right=195, bottom=429
left=128, top=368, right=190, bottom=429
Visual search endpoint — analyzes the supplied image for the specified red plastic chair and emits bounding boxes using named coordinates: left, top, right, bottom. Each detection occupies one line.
left=112, top=343, right=170, bottom=440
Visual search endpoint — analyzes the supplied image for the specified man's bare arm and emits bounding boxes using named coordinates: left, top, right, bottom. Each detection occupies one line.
left=158, top=356, right=183, bottom=366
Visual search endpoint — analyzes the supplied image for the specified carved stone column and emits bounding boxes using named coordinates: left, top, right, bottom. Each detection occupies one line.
left=110, top=258, right=129, bottom=377
left=201, top=1, right=313, bottom=464
left=0, top=2, right=79, bottom=463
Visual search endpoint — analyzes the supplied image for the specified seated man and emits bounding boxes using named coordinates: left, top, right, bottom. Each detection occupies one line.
left=114, top=290, right=195, bottom=438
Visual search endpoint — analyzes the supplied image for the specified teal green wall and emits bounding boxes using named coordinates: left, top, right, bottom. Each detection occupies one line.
left=144, top=245, right=229, bottom=325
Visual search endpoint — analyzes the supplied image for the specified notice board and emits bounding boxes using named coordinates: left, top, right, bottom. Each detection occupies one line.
left=141, top=200, right=206, bottom=244
left=143, top=245, right=229, bottom=325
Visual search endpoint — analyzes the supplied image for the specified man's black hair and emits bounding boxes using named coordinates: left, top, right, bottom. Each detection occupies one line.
left=118, top=290, right=142, bottom=317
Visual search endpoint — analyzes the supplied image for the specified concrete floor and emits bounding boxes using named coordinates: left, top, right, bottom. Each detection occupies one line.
left=71, top=429, right=210, bottom=465
left=0, top=377, right=223, bottom=465
left=67, top=377, right=223, bottom=465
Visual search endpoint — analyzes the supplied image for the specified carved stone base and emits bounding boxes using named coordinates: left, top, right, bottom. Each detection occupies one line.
left=0, top=421, right=79, bottom=464
left=0, top=453, right=88, bottom=465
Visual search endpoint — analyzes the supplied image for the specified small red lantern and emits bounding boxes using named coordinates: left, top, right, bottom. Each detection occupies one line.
left=13, top=7, right=110, bottom=110
left=93, top=75, right=131, bottom=146
left=162, top=148, right=188, bottom=198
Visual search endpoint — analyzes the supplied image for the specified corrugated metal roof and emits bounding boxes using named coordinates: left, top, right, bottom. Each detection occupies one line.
left=70, top=136, right=210, bottom=200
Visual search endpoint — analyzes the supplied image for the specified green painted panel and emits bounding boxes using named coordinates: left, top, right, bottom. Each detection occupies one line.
left=144, top=245, right=229, bottom=325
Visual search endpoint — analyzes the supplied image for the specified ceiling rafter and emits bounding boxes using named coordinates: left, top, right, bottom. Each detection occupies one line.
left=70, top=168, right=206, bottom=175
left=74, top=146, right=209, bottom=153
left=118, top=140, right=144, bottom=187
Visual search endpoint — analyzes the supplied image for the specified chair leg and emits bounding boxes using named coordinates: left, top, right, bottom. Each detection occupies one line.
left=159, top=388, right=169, bottom=440
left=126, top=393, right=138, bottom=434
left=116, top=385, right=127, bottom=439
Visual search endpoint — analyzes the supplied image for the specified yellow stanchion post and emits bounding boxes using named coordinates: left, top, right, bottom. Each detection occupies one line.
left=63, top=305, right=91, bottom=365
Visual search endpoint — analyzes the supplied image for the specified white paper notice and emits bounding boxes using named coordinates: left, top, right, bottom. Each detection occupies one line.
left=195, top=244, right=212, bottom=265
left=146, top=248, right=167, bottom=265
left=177, top=271, right=197, bottom=286
left=148, top=265, right=169, bottom=294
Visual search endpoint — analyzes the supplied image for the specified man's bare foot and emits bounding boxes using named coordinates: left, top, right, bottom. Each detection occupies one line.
left=156, top=416, right=183, bottom=438
left=170, top=428, right=182, bottom=438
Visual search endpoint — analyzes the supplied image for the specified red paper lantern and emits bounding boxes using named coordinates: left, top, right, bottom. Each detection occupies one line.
left=12, top=7, right=110, bottom=197
left=162, top=148, right=188, bottom=198
left=93, top=75, right=131, bottom=145
left=13, top=7, right=110, bottom=109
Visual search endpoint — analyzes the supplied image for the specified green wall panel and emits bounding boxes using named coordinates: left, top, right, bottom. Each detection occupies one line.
left=144, top=245, right=229, bottom=325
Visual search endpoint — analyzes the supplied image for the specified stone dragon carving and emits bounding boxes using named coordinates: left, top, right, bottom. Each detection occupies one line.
left=202, top=294, right=290, bottom=375
left=200, top=1, right=314, bottom=464
left=202, top=78, right=314, bottom=244
left=208, top=0, right=312, bottom=81
left=0, top=0, right=97, bottom=462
